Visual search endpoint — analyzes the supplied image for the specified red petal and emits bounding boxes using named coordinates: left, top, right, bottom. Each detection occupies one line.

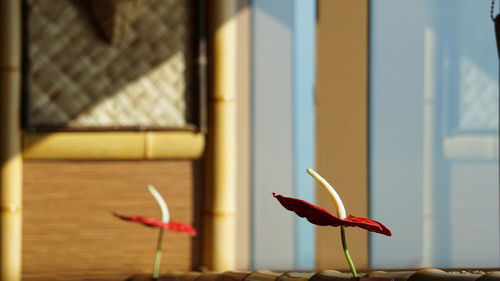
left=343, top=215, right=391, bottom=236
left=273, top=193, right=345, bottom=226
left=272, top=193, right=391, bottom=236
left=113, top=213, right=197, bottom=236
left=165, top=221, right=197, bottom=236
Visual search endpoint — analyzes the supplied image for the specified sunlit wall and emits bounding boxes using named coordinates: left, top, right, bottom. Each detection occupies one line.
left=370, top=0, right=499, bottom=268
left=251, top=0, right=316, bottom=270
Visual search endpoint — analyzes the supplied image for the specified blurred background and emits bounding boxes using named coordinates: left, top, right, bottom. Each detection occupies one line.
left=0, top=0, right=498, bottom=280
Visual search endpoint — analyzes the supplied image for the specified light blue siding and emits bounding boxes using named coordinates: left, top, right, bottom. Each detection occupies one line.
left=370, top=0, right=499, bottom=268
left=252, top=0, right=316, bottom=270
left=292, top=0, right=316, bottom=270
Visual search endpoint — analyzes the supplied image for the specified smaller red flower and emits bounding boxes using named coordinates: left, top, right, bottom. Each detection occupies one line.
left=273, top=193, right=391, bottom=236
left=113, top=213, right=197, bottom=236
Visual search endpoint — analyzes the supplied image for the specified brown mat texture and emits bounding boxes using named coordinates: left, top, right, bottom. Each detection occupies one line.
left=25, top=0, right=196, bottom=129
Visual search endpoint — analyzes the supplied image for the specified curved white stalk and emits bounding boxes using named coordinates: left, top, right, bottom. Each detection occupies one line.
left=147, top=185, right=170, bottom=223
left=307, top=168, right=347, bottom=219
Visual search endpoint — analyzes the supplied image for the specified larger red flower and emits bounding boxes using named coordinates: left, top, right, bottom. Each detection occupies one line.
left=114, top=213, right=197, bottom=236
left=273, top=193, right=391, bottom=236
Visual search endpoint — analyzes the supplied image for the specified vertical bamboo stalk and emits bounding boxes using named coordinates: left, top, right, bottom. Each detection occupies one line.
left=0, top=0, right=23, bottom=280
left=204, top=0, right=237, bottom=271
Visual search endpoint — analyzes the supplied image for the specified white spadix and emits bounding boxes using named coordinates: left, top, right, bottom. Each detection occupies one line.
left=147, top=185, right=170, bottom=223
left=306, top=168, right=347, bottom=219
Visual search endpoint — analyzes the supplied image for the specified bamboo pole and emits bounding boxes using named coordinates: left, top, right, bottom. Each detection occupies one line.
left=24, top=132, right=146, bottom=159
left=23, top=132, right=205, bottom=159
left=146, top=131, right=205, bottom=159
left=204, top=0, right=238, bottom=271
left=0, top=0, right=23, bottom=280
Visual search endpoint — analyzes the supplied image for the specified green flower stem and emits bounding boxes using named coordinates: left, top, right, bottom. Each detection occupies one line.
left=340, top=226, right=358, bottom=277
left=152, top=228, right=165, bottom=280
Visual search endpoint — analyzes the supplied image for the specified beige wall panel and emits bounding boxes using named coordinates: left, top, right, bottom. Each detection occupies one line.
left=22, top=160, right=200, bottom=281
left=235, top=0, right=251, bottom=271
left=316, top=0, right=369, bottom=271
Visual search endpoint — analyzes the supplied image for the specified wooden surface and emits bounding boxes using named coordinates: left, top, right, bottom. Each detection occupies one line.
left=316, top=0, right=369, bottom=270
left=22, top=160, right=201, bottom=281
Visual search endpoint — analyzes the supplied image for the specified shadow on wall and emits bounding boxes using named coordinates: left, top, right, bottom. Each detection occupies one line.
left=23, top=0, right=198, bottom=131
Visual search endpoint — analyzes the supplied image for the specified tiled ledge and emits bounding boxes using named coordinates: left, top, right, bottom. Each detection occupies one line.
left=127, top=269, right=500, bottom=281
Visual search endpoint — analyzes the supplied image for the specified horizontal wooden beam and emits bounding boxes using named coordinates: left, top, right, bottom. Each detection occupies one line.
left=23, top=132, right=205, bottom=160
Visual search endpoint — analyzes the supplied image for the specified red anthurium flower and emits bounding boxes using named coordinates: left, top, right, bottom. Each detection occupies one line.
left=113, top=213, right=197, bottom=236
left=273, top=169, right=392, bottom=278
left=114, top=185, right=197, bottom=279
left=272, top=193, right=391, bottom=236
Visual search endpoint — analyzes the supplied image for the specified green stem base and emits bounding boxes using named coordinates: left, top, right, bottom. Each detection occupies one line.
left=340, top=226, right=358, bottom=277
left=153, top=228, right=165, bottom=279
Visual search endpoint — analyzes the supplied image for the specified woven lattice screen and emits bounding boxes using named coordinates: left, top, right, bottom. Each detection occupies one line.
left=24, top=0, right=201, bottom=130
